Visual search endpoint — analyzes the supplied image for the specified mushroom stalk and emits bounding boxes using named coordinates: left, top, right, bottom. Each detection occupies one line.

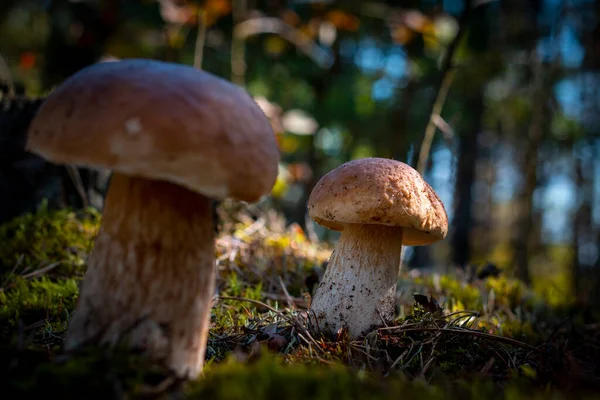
left=308, top=224, right=403, bottom=338
left=65, top=173, right=216, bottom=379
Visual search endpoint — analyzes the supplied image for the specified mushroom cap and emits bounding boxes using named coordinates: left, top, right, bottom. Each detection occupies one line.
left=26, top=59, right=280, bottom=203
left=308, top=157, right=448, bottom=246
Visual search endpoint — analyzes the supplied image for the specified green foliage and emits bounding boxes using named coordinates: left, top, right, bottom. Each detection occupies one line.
left=551, top=114, right=585, bottom=141
left=5, top=348, right=599, bottom=400
left=187, top=353, right=444, bottom=400
left=0, top=276, right=78, bottom=331
left=0, top=203, right=98, bottom=343
left=2, top=345, right=174, bottom=399
left=0, top=202, right=100, bottom=280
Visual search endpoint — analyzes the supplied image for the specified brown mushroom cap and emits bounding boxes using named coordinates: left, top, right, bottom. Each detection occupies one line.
left=26, top=59, right=280, bottom=203
left=308, top=157, right=448, bottom=246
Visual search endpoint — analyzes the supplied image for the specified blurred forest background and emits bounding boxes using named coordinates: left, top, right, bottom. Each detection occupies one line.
left=0, top=0, right=599, bottom=307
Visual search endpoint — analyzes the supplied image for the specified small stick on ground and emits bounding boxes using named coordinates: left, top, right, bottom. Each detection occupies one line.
left=21, top=262, right=62, bottom=280
left=278, top=275, right=296, bottom=310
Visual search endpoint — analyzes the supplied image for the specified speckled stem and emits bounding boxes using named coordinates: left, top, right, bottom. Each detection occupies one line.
left=65, top=173, right=216, bottom=379
left=308, top=224, right=403, bottom=338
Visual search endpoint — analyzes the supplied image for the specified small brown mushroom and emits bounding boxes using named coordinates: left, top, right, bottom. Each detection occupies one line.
left=26, top=59, right=280, bottom=378
left=307, top=157, right=448, bottom=338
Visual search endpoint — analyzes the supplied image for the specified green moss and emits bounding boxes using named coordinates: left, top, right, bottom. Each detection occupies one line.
left=188, top=353, right=599, bottom=400
left=187, top=354, right=444, bottom=400
left=2, top=345, right=174, bottom=399
left=0, top=276, right=78, bottom=333
left=0, top=201, right=100, bottom=280
left=0, top=203, right=97, bottom=343
left=3, top=347, right=600, bottom=400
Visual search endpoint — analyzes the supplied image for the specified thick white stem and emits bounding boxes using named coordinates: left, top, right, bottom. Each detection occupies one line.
left=308, top=224, right=403, bottom=338
left=65, top=174, right=215, bottom=379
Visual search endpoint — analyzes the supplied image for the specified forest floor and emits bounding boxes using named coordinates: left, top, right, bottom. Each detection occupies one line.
left=1, top=201, right=599, bottom=399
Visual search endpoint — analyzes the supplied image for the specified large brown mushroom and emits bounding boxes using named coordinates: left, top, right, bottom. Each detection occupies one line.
left=307, top=157, right=448, bottom=338
left=25, top=59, right=279, bottom=378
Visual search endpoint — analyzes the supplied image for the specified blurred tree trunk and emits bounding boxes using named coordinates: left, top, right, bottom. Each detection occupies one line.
left=573, top=141, right=598, bottom=307
left=582, top=0, right=600, bottom=70
left=512, top=56, right=548, bottom=284
left=475, top=129, right=498, bottom=257
left=451, top=91, right=483, bottom=268
left=574, top=0, right=600, bottom=310
left=572, top=155, right=584, bottom=303
left=388, top=81, right=416, bottom=162
left=292, top=41, right=343, bottom=231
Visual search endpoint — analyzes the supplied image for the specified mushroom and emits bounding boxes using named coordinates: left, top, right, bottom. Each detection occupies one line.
left=25, top=59, right=279, bottom=378
left=306, top=157, right=448, bottom=338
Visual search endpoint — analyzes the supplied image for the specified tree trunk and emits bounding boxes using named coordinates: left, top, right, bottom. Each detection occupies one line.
left=512, top=56, right=547, bottom=284
left=292, top=42, right=344, bottom=230
left=573, top=140, right=598, bottom=307
left=474, top=128, right=498, bottom=258
left=389, top=81, right=417, bottom=162
left=572, top=154, right=584, bottom=303
left=451, top=91, right=484, bottom=268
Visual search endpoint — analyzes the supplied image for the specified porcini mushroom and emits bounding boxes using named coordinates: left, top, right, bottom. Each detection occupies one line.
left=25, top=59, right=279, bottom=378
left=307, top=157, right=448, bottom=338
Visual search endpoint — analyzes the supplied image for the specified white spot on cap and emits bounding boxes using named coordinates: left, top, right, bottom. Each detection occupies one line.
left=125, top=118, right=142, bottom=135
